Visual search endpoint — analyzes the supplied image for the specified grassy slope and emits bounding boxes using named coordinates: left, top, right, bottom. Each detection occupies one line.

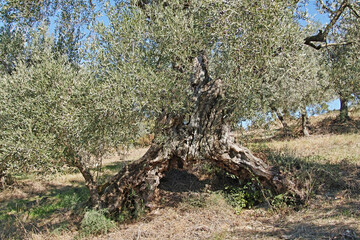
left=1, top=109, right=359, bottom=240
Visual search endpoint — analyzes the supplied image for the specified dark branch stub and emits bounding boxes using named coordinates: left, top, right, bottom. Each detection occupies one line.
left=304, top=30, right=325, bottom=50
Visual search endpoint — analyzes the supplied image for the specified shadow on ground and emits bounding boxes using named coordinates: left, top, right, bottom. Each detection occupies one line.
left=312, top=117, right=360, bottom=135
left=0, top=184, right=88, bottom=239
left=156, top=169, right=210, bottom=207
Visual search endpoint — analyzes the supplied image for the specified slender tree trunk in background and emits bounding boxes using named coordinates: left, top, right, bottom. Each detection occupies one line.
left=301, top=111, right=310, bottom=137
left=339, top=94, right=350, bottom=122
left=98, top=54, right=294, bottom=217
left=272, top=107, right=289, bottom=135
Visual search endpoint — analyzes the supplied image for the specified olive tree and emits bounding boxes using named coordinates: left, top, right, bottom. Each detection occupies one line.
left=327, top=42, right=360, bottom=121
left=327, top=4, right=360, bottom=121
left=244, top=13, right=330, bottom=136
left=89, top=0, right=305, bottom=215
left=0, top=35, right=141, bottom=207
left=304, top=0, right=360, bottom=121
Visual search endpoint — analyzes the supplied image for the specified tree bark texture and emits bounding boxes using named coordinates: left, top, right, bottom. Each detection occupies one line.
left=98, top=54, right=293, bottom=216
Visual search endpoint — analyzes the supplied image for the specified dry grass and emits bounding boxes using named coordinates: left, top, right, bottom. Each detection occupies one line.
left=89, top=193, right=239, bottom=240
left=1, top=110, right=360, bottom=239
left=265, top=133, right=360, bottom=164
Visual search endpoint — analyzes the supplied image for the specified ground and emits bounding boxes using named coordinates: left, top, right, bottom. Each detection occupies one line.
left=1, top=108, right=359, bottom=240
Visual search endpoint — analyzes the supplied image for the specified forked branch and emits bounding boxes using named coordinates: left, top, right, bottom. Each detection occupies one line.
left=305, top=0, right=358, bottom=50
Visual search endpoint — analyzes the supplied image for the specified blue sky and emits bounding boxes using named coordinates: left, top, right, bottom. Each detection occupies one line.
left=300, top=0, right=330, bottom=25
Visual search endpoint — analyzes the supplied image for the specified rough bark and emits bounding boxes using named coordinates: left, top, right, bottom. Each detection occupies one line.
left=98, top=54, right=293, bottom=217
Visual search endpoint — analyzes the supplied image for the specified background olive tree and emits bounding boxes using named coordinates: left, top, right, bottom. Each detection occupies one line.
left=0, top=33, right=141, bottom=206
left=304, top=0, right=360, bottom=121
left=326, top=4, right=360, bottom=121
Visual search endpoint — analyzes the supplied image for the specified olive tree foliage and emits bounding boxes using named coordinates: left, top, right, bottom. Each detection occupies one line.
left=261, top=42, right=329, bottom=135
left=53, top=0, right=103, bottom=63
left=324, top=2, right=360, bottom=121
left=0, top=24, right=24, bottom=74
left=303, top=0, right=359, bottom=121
left=93, top=0, right=305, bottom=132
left=0, top=34, right=141, bottom=203
left=0, top=0, right=99, bottom=27
left=0, top=0, right=101, bottom=73
left=239, top=13, right=330, bottom=135
left=96, top=0, right=330, bottom=137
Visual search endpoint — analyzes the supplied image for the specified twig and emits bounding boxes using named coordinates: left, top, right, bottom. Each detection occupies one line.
left=14, top=214, right=29, bottom=236
left=347, top=3, right=360, bottom=17
left=318, top=0, right=335, bottom=14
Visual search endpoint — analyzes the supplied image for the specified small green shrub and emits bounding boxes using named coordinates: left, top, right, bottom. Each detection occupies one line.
left=224, top=181, right=262, bottom=214
left=269, top=193, right=296, bottom=209
left=80, top=209, right=116, bottom=236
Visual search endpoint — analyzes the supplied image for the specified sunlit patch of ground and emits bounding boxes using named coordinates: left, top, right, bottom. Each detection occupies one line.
left=265, top=134, right=360, bottom=164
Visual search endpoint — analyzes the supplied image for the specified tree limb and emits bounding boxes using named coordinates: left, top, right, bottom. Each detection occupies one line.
left=319, top=41, right=356, bottom=48
left=324, top=0, right=350, bottom=37
left=347, top=3, right=360, bottom=17
left=305, top=0, right=351, bottom=50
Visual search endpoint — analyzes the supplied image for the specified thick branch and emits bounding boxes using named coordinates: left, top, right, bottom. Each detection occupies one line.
left=73, top=157, right=103, bottom=209
left=323, top=0, right=349, bottom=37
left=305, top=0, right=350, bottom=50
left=304, top=30, right=325, bottom=49
left=319, top=41, right=355, bottom=48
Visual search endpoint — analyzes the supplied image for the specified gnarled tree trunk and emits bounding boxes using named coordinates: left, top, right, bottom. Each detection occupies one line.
left=99, top=54, right=293, bottom=216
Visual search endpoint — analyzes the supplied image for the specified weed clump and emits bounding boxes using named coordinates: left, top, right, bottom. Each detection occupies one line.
left=80, top=209, right=116, bottom=236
